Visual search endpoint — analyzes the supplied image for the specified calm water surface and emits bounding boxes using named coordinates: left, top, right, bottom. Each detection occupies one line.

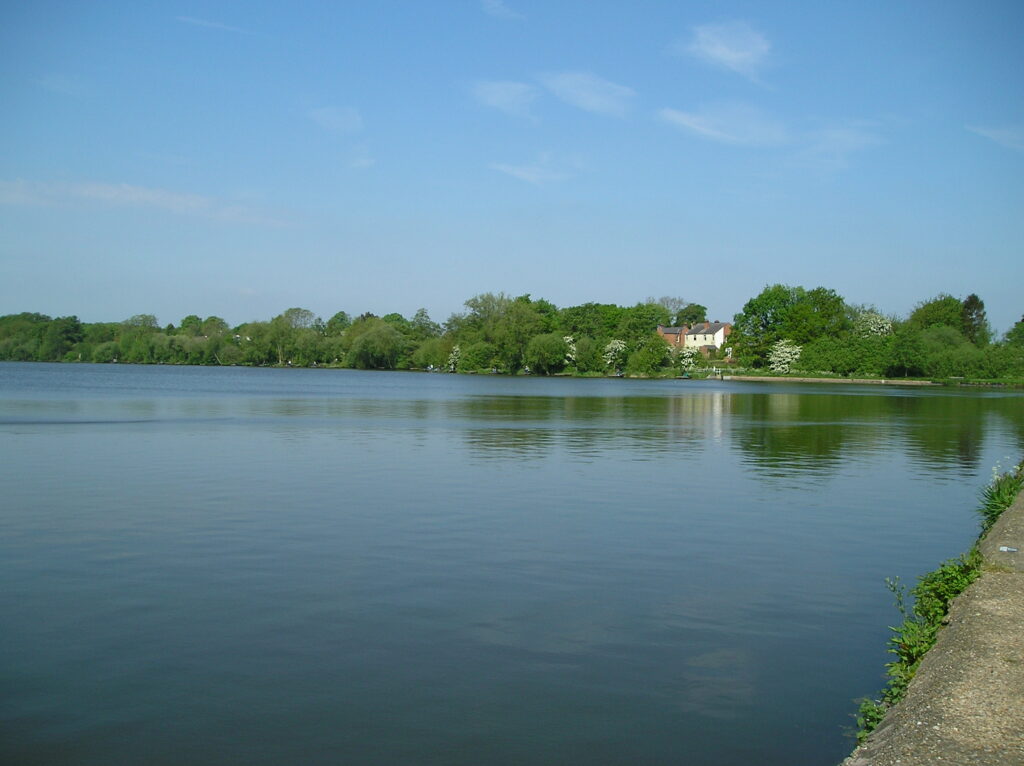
left=2, top=363, right=1022, bottom=765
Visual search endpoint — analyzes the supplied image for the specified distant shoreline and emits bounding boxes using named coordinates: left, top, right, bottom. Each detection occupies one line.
left=722, top=375, right=937, bottom=386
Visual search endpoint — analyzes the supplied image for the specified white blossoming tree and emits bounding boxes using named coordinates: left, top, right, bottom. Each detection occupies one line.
left=768, top=339, right=802, bottom=374
left=446, top=344, right=460, bottom=373
left=602, top=339, right=627, bottom=371
left=563, top=335, right=577, bottom=367
left=854, top=311, right=893, bottom=337
left=675, top=346, right=698, bottom=372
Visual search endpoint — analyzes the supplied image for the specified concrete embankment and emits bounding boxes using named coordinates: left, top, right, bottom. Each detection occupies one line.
left=843, top=490, right=1024, bottom=765
left=721, top=375, right=936, bottom=386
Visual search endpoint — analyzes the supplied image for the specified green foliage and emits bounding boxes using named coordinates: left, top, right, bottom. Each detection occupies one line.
left=179, top=315, right=203, bottom=336
left=857, top=462, right=1022, bottom=743
left=675, top=303, right=708, bottom=326
left=908, top=294, right=963, bottom=331
left=410, top=336, right=452, bottom=370
left=733, top=284, right=852, bottom=366
left=616, top=303, right=672, bottom=342
left=571, top=336, right=604, bottom=373
left=411, top=308, right=441, bottom=339
left=960, top=294, right=991, bottom=346
left=1, top=288, right=1021, bottom=382
left=525, top=333, right=568, bottom=375
left=625, top=334, right=670, bottom=376
left=559, top=302, right=625, bottom=339
left=977, top=464, right=1023, bottom=532
left=1003, top=316, right=1024, bottom=347
left=457, top=341, right=496, bottom=372
left=325, top=311, right=352, bottom=335
left=346, top=322, right=406, bottom=369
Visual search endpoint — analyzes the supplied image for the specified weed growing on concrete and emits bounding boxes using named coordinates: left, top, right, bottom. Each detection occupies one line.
left=978, top=461, right=1023, bottom=532
left=855, top=460, right=1023, bottom=744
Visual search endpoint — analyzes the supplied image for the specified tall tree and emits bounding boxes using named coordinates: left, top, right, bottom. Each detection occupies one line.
left=675, top=303, right=707, bottom=326
left=908, top=294, right=963, bottom=331
left=960, top=294, right=991, bottom=345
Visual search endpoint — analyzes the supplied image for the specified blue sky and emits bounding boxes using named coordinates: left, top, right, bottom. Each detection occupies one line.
left=2, top=1, right=1022, bottom=332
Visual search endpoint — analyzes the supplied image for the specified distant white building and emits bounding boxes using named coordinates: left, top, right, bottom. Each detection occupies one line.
left=657, top=321, right=732, bottom=353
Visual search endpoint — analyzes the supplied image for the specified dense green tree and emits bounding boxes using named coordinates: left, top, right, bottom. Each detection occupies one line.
left=887, top=325, right=926, bottom=377
left=494, top=300, right=542, bottom=372
left=1006, top=316, right=1024, bottom=347
left=625, top=334, right=670, bottom=375
left=572, top=336, right=604, bottom=373
left=908, top=294, right=963, bottom=331
left=559, top=303, right=624, bottom=339
left=732, top=284, right=804, bottom=361
left=179, top=315, right=203, bottom=336
left=124, top=314, right=159, bottom=329
left=346, top=322, right=405, bottom=369
left=675, top=303, right=708, bottom=326
left=411, top=308, right=441, bottom=339
left=525, top=333, right=568, bottom=375
left=325, top=311, right=352, bottom=335
left=457, top=341, right=497, bottom=372
left=38, top=316, right=83, bottom=361
left=616, top=303, right=672, bottom=342
left=201, top=316, right=229, bottom=336
left=411, top=336, right=451, bottom=369
left=781, top=287, right=849, bottom=344
left=960, top=294, right=991, bottom=346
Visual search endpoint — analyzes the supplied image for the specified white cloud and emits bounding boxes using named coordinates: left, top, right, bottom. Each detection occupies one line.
left=481, top=0, right=524, bottom=20
left=36, top=73, right=89, bottom=98
left=309, top=106, right=364, bottom=134
left=539, top=71, right=635, bottom=117
left=967, top=125, right=1024, bottom=152
left=799, top=126, right=881, bottom=170
left=175, top=16, right=250, bottom=34
left=490, top=155, right=570, bottom=184
left=0, top=179, right=282, bottom=224
left=349, top=144, right=375, bottom=169
left=472, top=80, right=538, bottom=118
left=679, top=21, right=770, bottom=80
left=659, top=103, right=788, bottom=145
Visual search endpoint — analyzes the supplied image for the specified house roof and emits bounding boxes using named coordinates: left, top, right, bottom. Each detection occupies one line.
left=686, top=322, right=730, bottom=336
left=657, top=325, right=687, bottom=335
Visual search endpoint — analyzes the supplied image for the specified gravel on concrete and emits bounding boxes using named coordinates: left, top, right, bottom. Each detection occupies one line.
left=842, top=488, right=1024, bottom=766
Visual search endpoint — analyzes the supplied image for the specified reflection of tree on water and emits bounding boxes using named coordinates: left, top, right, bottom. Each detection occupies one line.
left=730, top=389, right=1024, bottom=478
left=452, top=393, right=728, bottom=460
left=887, top=392, right=1024, bottom=471
left=245, top=387, right=1024, bottom=470
left=730, top=393, right=863, bottom=477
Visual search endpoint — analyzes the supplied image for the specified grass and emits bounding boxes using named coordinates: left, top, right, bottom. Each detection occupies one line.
left=854, top=460, right=1023, bottom=744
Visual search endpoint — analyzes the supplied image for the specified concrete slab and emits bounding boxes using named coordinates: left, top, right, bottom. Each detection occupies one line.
left=843, top=489, right=1024, bottom=765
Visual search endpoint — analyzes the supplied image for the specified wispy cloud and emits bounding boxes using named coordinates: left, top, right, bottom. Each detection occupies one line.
left=539, top=71, right=635, bottom=118
left=349, top=144, right=375, bottom=169
left=0, top=180, right=282, bottom=224
left=175, top=16, right=250, bottom=34
left=309, top=106, right=364, bottom=134
left=678, top=21, right=770, bottom=80
left=35, top=73, right=89, bottom=98
left=967, top=124, right=1024, bottom=152
left=659, top=103, right=787, bottom=145
left=798, top=126, right=881, bottom=170
left=490, top=154, right=571, bottom=184
left=472, top=80, right=538, bottom=118
left=481, top=0, right=524, bottom=21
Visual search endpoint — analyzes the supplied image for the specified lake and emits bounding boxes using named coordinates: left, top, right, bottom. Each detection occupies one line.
left=2, top=362, right=1022, bottom=765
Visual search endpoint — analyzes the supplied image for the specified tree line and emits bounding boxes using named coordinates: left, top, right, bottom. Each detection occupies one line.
left=1, top=288, right=1022, bottom=380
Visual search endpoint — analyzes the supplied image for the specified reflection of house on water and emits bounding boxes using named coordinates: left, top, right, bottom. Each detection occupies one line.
left=458, top=392, right=732, bottom=460
left=665, top=391, right=727, bottom=443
